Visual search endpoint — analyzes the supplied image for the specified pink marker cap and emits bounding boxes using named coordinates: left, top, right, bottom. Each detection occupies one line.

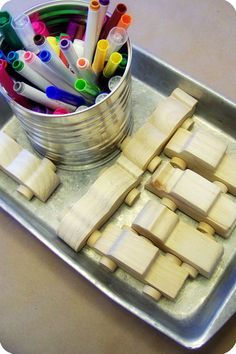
left=24, top=51, right=35, bottom=64
left=32, top=21, right=49, bottom=37
left=53, top=107, right=69, bottom=115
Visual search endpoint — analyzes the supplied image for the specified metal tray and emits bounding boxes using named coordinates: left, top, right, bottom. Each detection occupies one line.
left=0, top=46, right=235, bottom=349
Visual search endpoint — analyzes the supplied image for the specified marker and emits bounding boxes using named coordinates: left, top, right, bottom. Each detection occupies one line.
left=76, top=105, right=88, bottom=112
left=32, top=20, right=49, bottom=37
left=117, top=52, right=128, bottom=74
left=32, top=105, right=45, bottom=113
left=16, top=50, right=26, bottom=60
left=12, top=59, right=52, bottom=92
left=73, top=39, right=85, bottom=58
left=11, top=14, right=38, bottom=52
left=76, top=57, right=97, bottom=84
left=92, top=39, right=109, bottom=75
left=74, top=78, right=100, bottom=99
left=0, top=11, right=23, bottom=50
left=103, top=52, right=122, bottom=78
left=0, top=50, right=7, bottom=61
left=84, top=1, right=100, bottom=62
left=13, top=82, right=76, bottom=112
left=53, top=107, right=70, bottom=115
left=24, top=51, right=78, bottom=94
left=0, top=60, right=30, bottom=107
left=95, top=92, right=109, bottom=104
left=96, top=0, right=109, bottom=40
left=66, top=21, right=78, bottom=40
left=106, top=27, right=128, bottom=59
left=108, top=75, right=121, bottom=91
left=39, top=50, right=76, bottom=87
left=117, top=14, right=132, bottom=30
left=34, top=34, right=54, bottom=53
left=46, top=86, right=86, bottom=107
left=7, top=51, right=19, bottom=64
left=47, top=36, right=60, bottom=56
left=75, top=23, right=85, bottom=40
left=60, top=38, right=80, bottom=75
left=100, top=3, right=127, bottom=39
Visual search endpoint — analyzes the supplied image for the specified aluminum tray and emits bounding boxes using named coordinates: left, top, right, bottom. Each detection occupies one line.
left=0, top=46, right=235, bottom=349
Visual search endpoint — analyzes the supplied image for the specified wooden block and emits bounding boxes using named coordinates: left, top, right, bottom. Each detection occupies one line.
left=91, top=224, right=188, bottom=300
left=107, top=227, right=159, bottom=278
left=121, top=89, right=198, bottom=171
left=0, top=132, right=60, bottom=202
left=132, top=200, right=224, bottom=278
left=57, top=161, right=143, bottom=251
left=146, top=161, right=236, bottom=237
left=164, top=128, right=236, bottom=195
left=144, top=254, right=188, bottom=300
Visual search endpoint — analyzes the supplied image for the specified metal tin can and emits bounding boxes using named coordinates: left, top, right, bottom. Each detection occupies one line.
left=2, top=1, right=132, bottom=170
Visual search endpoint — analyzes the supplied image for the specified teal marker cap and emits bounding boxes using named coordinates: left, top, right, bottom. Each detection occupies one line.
left=0, top=11, right=23, bottom=50
left=12, top=59, right=24, bottom=71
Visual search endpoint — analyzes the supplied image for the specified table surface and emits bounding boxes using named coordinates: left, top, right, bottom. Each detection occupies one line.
left=0, top=0, right=235, bottom=353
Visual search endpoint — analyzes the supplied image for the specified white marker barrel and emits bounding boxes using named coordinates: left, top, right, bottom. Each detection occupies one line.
left=12, top=59, right=52, bottom=92
left=73, top=39, right=85, bottom=58
left=84, top=1, right=100, bottom=62
left=24, top=51, right=78, bottom=95
left=76, top=57, right=97, bottom=84
left=13, top=82, right=76, bottom=112
left=60, top=39, right=80, bottom=76
left=39, top=50, right=76, bottom=87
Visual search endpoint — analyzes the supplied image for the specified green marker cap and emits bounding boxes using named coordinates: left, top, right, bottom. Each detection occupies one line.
left=119, top=53, right=128, bottom=70
left=74, top=79, right=100, bottom=97
left=0, top=11, right=10, bottom=26
left=12, top=59, right=24, bottom=71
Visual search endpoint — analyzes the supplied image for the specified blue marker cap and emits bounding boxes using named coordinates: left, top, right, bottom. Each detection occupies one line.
left=0, top=50, right=7, bottom=61
left=39, top=50, right=51, bottom=62
left=7, top=51, right=19, bottom=64
left=46, top=86, right=86, bottom=107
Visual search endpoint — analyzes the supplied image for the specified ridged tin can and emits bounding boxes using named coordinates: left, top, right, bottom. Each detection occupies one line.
left=2, top=0, right=132, bottom=170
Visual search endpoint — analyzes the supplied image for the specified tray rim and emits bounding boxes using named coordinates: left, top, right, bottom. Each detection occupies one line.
left=0, top=44, right=236, bottom=349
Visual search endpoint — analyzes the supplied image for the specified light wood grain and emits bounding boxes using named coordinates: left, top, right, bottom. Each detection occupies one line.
left=132, top=200, right=224, bottom=278
left=164, top=128, right=236, bottom=195
left=0, top=132, right=60, bottom=202
left=146, top=161, right=236, bottom=238
left=58, top=89, right=198, bottom=252
left=58, top=159, right=143, bottom=251
left=90, top=224, right=189, bottom=300
left=121, top=88, right=197, bottom=171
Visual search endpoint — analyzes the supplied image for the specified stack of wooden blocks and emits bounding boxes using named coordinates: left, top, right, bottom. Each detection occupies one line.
left=1, top=87, right=235, bottom=302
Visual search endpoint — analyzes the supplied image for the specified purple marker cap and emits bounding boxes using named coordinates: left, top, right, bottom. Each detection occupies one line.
left=100, top=0, right=110, bottom=5
left=60, top=38, right=70, bottom=50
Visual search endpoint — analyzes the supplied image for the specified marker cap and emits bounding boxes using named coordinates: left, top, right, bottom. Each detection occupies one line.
left=53, top=107, right=69, bottom=115
left=12, top=59, right=24, bottom=71
left=117, top=14, right=132, bottom=30
left=39, top=50, right=51, bottom=63
left=106, top=26, right=128, bottom=58
left=34, top=34, right=45, bottom=46
left=7, top=51, right=19, bottom=64
left=0, top=50, right=7, bottom=61
left=99, top=0, right=110, bottom=5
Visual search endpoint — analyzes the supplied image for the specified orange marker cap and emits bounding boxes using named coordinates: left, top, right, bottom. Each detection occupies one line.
left=90, top=0, right=100, bottom=11
left=117, top=14, right=132, bottom=30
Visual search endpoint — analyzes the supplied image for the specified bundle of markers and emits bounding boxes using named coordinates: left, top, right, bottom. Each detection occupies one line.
left=0, top=1, right=132, bottom=115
